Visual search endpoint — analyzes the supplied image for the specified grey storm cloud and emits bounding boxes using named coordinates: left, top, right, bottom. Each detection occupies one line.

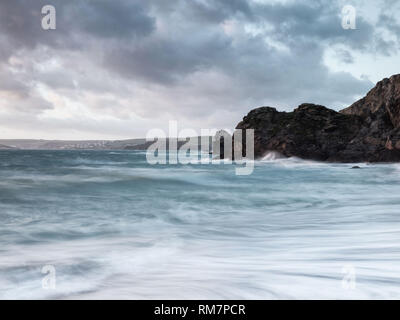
left=100, top=0, right=378, bottom=106
left=0, top=0, right=399, bottom=139
left=378, top=13, right=400, bottom=52
left=0, top=0, right=155, bottom=52
left=185, top=0, right=253, bottom=23
left=68, top=0, right=156, bottom=39
left=253, top=2, right=373, bottom=43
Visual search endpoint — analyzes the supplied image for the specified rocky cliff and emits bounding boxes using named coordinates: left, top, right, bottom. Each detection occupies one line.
left=234, top=74, right=400, bottom=162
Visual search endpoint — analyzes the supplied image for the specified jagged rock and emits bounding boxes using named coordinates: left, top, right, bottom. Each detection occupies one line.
left=212, top=130, right=233, bottom=159
left=341, top=74, right=400, bottom=127
left=232, top=74, right=400, bottom=162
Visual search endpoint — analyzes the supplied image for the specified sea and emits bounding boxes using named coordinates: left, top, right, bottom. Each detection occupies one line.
left=1, top=150, right=400, bottom=299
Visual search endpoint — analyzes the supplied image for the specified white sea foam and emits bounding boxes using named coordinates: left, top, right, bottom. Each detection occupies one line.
left=1, top=150, right=400, bottom=299
left=261, top=151, right=286, bottom=161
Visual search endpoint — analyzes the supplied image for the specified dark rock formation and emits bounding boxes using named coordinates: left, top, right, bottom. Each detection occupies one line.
left=233, top=74, right=400, bottom=162
left=212, top=130, right=232, bottom=159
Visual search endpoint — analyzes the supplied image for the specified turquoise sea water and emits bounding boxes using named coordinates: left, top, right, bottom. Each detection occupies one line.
left=1, top=150, right=400, bottom=299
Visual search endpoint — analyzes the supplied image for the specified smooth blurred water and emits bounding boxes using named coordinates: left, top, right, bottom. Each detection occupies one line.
left=1, top=150, right=400, bottom=299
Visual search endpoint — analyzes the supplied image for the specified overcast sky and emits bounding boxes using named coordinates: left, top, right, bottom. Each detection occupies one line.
left=0, top=0, right=399, bottom=139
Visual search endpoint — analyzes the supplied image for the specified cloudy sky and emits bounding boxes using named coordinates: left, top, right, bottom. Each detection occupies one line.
left=0, top=0, right=399, bottom=139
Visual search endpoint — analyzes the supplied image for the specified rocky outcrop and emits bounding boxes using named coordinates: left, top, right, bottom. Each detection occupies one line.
left=233, top=74, right=400, bottom=162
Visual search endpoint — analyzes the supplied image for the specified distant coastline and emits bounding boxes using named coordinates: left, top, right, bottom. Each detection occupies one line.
left=0, top=137, right=212, bottom=151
